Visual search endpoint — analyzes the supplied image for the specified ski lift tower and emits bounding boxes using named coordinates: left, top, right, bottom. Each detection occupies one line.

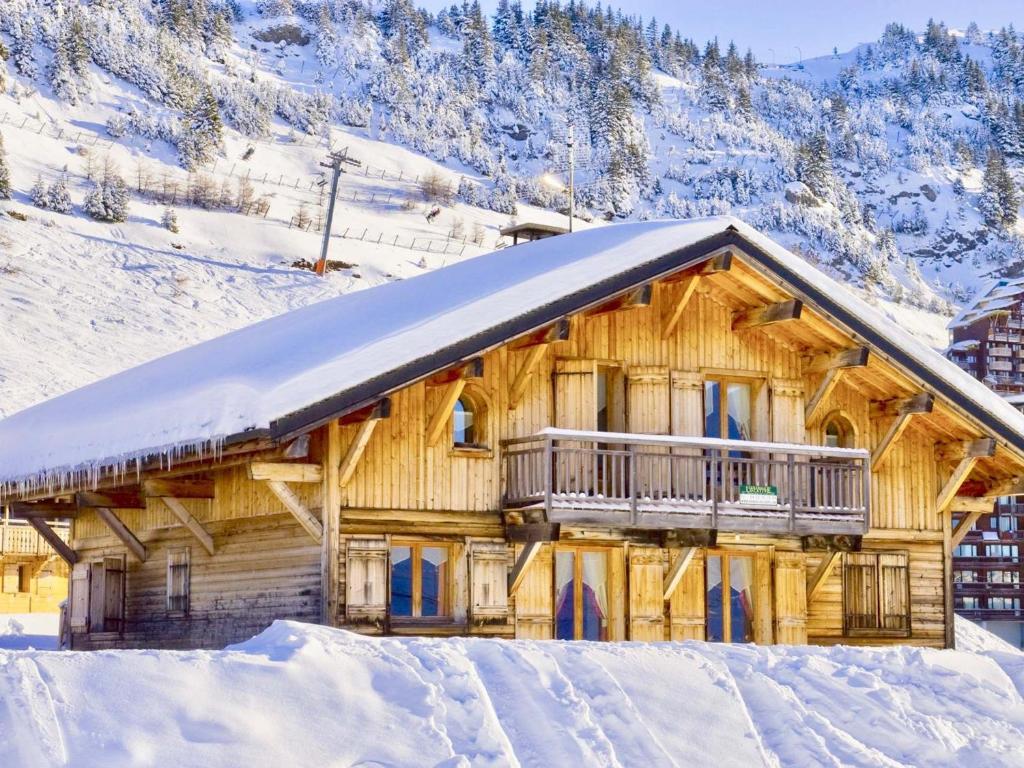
left=315, top=147, right=361, bottom=277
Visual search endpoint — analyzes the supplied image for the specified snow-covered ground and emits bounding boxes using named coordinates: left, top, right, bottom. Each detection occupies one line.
left=0, top=612, right=58, bottom=650
left=0, top=617, right=1021, bottom=767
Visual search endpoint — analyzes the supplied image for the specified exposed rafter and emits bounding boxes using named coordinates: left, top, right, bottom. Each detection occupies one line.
left=426, top=357, right=484, bottom=387
left=508, top=317, right=571, bottom=351
left=264, top=480, right=323, bottom=542
left=158, top=497, right=216, bottom=556
left=585, top=284, right=653, bottom=318
left=142, top=478, right=215, bottom=499
left=732, top=299, right=803, bottom=331
left=935, top=437, right=998, bottom=463
left=76, top=490, right=145, bottom=509
left=92, top=506, right=147, bottom=562
left=248, top=463, right=323, bottom=483
left=339, top=400, right=391, bottom=487
left=26, top=518, right=78, bottom=565
left=661, top=275, right=701, bottom=340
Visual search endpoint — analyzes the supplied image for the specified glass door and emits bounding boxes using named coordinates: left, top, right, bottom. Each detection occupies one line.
left=555, top=548, right=610, bottom=640
left=706, top=552, right=756, bottom=643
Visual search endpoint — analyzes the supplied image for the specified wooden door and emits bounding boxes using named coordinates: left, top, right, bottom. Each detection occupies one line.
left=514, top=544, right=553, bottom=639
left=554, top=359, right=598, bottom=493
left=774, top=551, right=808, bottom=644
left=629, top=547, right=666, bottom=641
left=669, top=549, right=706, bottom=640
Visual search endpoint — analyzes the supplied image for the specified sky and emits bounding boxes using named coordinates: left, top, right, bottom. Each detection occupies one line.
left=419, top=0, right=1024, bottom=62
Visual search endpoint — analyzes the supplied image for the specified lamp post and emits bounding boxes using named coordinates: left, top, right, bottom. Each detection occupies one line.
left=567, top=124, right=574, bottom=233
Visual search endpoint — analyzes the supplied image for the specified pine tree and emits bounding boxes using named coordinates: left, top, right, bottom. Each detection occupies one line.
left=0, top=133, right=11, bottom=200
left=162, top=207, right=180, bottom=233
left=49, top=33, right=78, bottom=104
left=178, top=85, right=224, bottom=169
left=797, top=131, right=833, bottom=199
left=84, top=162, right=131, bottom=223
left=981, top=147, right=1020, bottom=229
left=47, top=176, right=73, bottom=214
left=12, top=19, right=39, bottom=80
left=30, top=175, right=49, bottom=208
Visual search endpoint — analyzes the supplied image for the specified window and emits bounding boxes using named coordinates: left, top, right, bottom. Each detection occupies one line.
left=988, top=570, right=1020, bottom=584
left=2, top=564, right=19, bottom=594
left=452, top=386, right=488, bottom=450
left=956, top=596, right=980, bottom=610
left=555, top=548, right=609, bottom=640
left=987, top=544, right=1020, bottom=560
left=167, top=549, right=190, bottom=614
left=596, top=366, right=625, bottom=433
left=954, top=544, right=978, bottom=558
left=989, top=597, right=1021, bottom=610
left=706, top=552, right=757, bottom=643
left=704, top=380, right=752, bottom=441
left=953, top=570, right=979, bottom=583
left=843, top=552, right=910, bottom=636
left=390, top=543, right=451, bottom=618
left=822, top=414, right=855, bottom=449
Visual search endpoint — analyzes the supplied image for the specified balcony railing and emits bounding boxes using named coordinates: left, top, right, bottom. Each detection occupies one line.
left=0, top=520, right=71, bottom=556
left=503, top=429, right=870, bottom=535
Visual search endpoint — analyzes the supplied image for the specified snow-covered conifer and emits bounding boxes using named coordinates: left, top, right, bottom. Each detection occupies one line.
left=47, top=176, right=73, bottom=214
left=162, top=206, right=180, bottom=233
left=178, top=85, right=224, bottom=169
left=0, top=133, right=11, bottom=200
left=12, top=19, right=39, bottom=80
left=84, top=163, right=131, bottom=223
left=30, top=175, right=49, bottom=208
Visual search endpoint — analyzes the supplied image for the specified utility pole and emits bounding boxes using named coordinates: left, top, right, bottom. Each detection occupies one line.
left=315, top=147, right=360, bottom=277
left=567, top=123, right=575, bottom=233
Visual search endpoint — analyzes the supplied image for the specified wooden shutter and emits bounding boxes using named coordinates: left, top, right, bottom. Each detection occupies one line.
left=167, top=548, right=190, bottom=614
left=514, top=543, right=553, bottom=639
left=669, top=549, right=706, bottom=640
left=670, top=371, right=705, bottom=500
left=69, top=563, right=90, bottom=630
left=103, top=556, right=126, bottom=634
left=629, top=548, right=665, bottom=641
left=554, top=359, right=598, bottom=492
left=2, top=563, right=18, bottom=593
left=843, top=552, right=878, bottom=632
left=753, top=550, right=773, bottom=644
left=629, top=367, right=670, bottom=498
left=774, top=551, right=807, bottom=644
left=470, top=542, right=508, bottom=621
left=345, top=538, right=388, bottom=627
left=770, top=379, right=805, bottom=443
left=879, top=552, right=910, bottom=633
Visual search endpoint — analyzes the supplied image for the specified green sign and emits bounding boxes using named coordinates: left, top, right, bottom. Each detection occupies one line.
left=739, top=484, right=778, bottom=505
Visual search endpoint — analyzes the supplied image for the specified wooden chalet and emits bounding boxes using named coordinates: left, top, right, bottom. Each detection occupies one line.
left=4, top=217, right=1024, bottom=650
left=0, top=508, right=69, bottom=613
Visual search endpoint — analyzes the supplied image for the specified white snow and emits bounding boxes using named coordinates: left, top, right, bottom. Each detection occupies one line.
left=0, top=613, right=58, bottom=651
left=0, top=617, right=1021, bottom=767
left=2, top=216, right=1023, bottom=497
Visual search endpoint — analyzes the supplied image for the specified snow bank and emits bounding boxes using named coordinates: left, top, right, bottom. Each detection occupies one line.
left=1, top=619, right=1022, bottom=767
left=0, top=613, right=59, bottom=651
left=2, top=216, right=1024, bottom=499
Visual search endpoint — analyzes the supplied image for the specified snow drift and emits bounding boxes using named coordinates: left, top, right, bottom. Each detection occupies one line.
left=1, top=618, right=1022, bottom=767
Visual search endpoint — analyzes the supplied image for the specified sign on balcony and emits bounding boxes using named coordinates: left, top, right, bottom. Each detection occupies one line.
left=739, top=484, right=779, bottom=506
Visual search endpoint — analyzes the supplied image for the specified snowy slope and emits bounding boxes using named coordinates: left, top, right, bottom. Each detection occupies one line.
left=0, top=618, right=1022, bottom=767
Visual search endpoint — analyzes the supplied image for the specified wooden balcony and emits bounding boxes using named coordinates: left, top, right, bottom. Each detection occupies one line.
left=0, top=520, right=71, bottom=557
left=503, top=429, right=870, bottom=536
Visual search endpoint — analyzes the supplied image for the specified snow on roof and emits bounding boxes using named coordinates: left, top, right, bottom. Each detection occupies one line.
left=948, top=340, right=980, bottom=352
left=4, top=216, right=1024, bottom=495
left=949, top=277, right=1024, bottom=329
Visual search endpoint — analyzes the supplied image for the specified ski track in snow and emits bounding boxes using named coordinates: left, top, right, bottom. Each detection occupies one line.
left=0, top=655, right=68, bottom=766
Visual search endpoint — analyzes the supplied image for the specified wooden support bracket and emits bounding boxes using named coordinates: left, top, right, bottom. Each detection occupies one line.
left=662, top=274, right=701, bottom=340
left=806, top=551, right=841, bottom=603
left=158, top=497, right=215, bottom=556
left=935, top=455, right=980, bottom=515
left=732, top=299, right=803, bottom=331
left=76, top=490, right=145, bottom=509
left=508, top=541, right=542, bottom=596
left=585, top=284, right=653, bottom=318
left=142, top=478, right=215, bottom=499
left=803, top=347, right=870, bottom=426
left=509, top=317, right=570, bottom=351
left=935, top=437, right=998, bottom=463
left=871, top=393, right=933, bottom=471
left=426, top=378, right=467, bottom=447
left=952, top=506, right=993, bottom=548
left=265, top=480, right=323, bottom=543
left=508, top=343, right=549, bottom=410
left=26, top=518, right=78, bottom=565
left=94, top=507, right=147, bottom=562
left=662, top=547, right=696, bottom=600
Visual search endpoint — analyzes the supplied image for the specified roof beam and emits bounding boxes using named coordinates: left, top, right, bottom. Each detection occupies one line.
left=508, top=343, right=549, bottom=410
left=248, top=462, right=323, bottom=483
left=338, top=398, right=391, bottom=426
left=426, top=357, right=484, bottom=387
left=661, top=274, right=701, bottom=340
left=26, top=517, right=78, bottom=565
left=76, top=490, right=145, bottom=509
left=806, top=551, right=842, bottom=603
left=93, top=506, right=147, bottom=562
left=977, top=476, right=1024, bottom=498
left=950, top=496, right=998, bottom=513
left=509, top=317, right=570, bottom=351
left=732, top=299, right=803, bottom=331
left=663, top=251, right=732, bottom=283
left=804, top=347, right=871, bottom=376
left=9, top=501, right=78, bottom=520
left=157, top=497, right=215, bottom=556
left=871, top=393, right=934, bottom=472
left=663, top=547, right=696, bottom=600
left=936, top=456, right=980, bottom=515
left=935, top=437, right=998, bottom=463
left=585, top=284, right=653, bottom=318
left=142, top=478, right=215, bottom=499
left=264, top=480, right=323, bottom=542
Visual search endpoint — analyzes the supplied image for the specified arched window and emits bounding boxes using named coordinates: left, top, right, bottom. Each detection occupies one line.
left=453, top=397, right=476, bottom=446
left=822, top=413, right=855, bottom=449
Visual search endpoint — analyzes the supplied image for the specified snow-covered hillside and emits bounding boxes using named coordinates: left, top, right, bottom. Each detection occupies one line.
left=0, top=617, right=1021, bottom=767
left=0, top=2, right=1022, bottom=414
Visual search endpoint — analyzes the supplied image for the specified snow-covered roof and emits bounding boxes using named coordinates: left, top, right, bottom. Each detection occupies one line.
left=4, top=215, right=1024, bottom=496
left=949, top=277, right=1024, bottom=329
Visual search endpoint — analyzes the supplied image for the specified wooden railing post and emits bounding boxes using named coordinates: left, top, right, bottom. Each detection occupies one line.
left=544, top=435, right=554, bottom=520
left=711, top=449, right=719, bottom=529
left=629, top=443, right=638, bottom=525
left=787, top=454, right=797, bottom=533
